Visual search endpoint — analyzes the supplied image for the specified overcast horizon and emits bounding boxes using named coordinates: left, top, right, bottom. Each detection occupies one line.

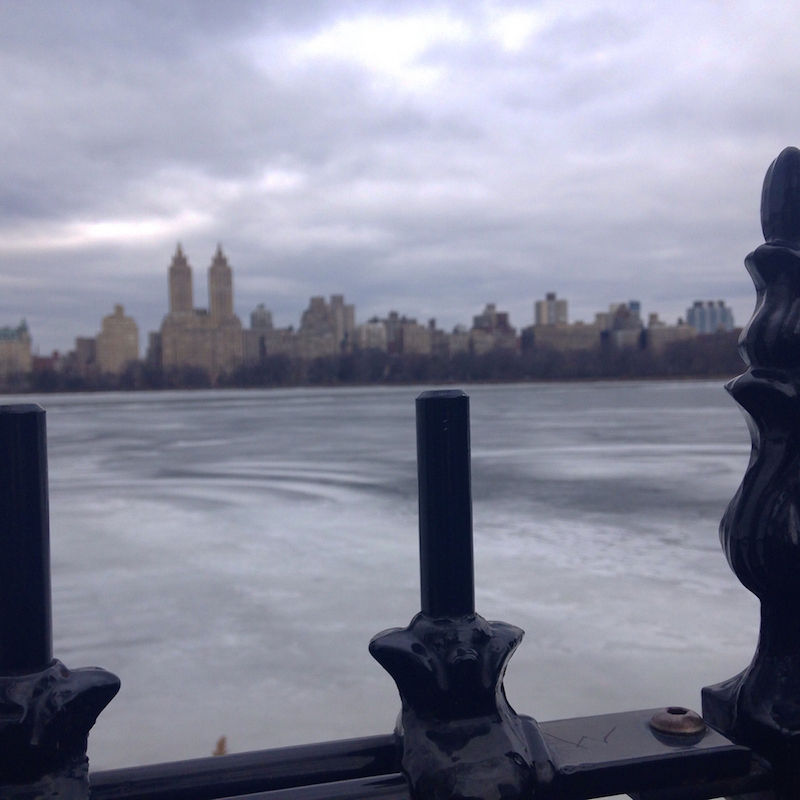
left=2, top=1, right=798, bottom=355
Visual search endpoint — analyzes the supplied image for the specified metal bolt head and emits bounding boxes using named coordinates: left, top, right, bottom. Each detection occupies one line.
left=649, top=706, right=706, bottom=736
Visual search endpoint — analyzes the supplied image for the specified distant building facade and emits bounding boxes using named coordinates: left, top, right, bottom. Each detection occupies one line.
left=530, top=293, right=599, bottom=351
left=145, top=332, right=162, bottom=368
left=645, top=313, right=696, bottom=351
left=353, top=314, right=463, bottom=357
left=449, top=325, right=470, bottom=355
left=398, top=318, right=432, bottom=355
left=0, top=321, right=32, bottom=377
left=687, top=300, right=735, bottom=334
left=428, top=319, right=449, bottom=358
left=298, top=295, right=355, bottom=359
left=242, top=302, right=303, bottom=363
left=379, top=311, right=432, bottom=355
left=596, top=301, right=644, bottom=348
left=251, top=303, right=273, bottom=331
left=355, top=320, right=388, bottom=351
left=470, top=303, right=517, bottom=353
left=243, top=303, right=274, bottom=364
left=242, top=295, right=359, bottom=365
left=528, top=320, right=600, bottom=352
left=159, top=244, right=244, bottom=380
left=96, top=304, right=139, bottom=374
left=72, top=336, right=97, bottom=379
left=535, top=292, right=568, bottom=326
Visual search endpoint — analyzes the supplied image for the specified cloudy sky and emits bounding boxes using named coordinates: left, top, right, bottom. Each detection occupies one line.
left=1, top=1, right=798, bottom=354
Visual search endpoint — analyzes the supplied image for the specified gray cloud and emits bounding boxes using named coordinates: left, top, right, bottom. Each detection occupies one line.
left=0, top=0, right=792, bottom=352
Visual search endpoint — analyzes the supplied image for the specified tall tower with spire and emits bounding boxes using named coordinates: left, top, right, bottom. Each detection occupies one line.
left=208, top=244, right=234, bottom=321
left=169, top=244, right=193, bottom=314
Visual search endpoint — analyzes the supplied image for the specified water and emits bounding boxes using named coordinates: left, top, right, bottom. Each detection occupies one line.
left=13, top=381, right=759, bottom=770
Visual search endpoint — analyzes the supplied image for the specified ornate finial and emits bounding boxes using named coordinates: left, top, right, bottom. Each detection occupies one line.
left=761, top=147, right=800, bottom=246
left=703, top=148, right=800, bottom=795
left=735, top=150, right=800, bottom=371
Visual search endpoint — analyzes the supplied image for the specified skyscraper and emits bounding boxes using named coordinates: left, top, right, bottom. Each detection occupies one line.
left=535, top=293, right=568, bottom=326
left=209, top=244, right=234, bottom=321
left=96, top=304, right=139, bottom=374
left=169, top=244, right=193, bottom=315
left=686, top=300, right=735, bottom=334
left=0, top=321, right=32, bottom=377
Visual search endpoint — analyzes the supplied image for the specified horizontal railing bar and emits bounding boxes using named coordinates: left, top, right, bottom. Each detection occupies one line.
left=89, top=734, right=399, bottom=800
left=213, top=773, right=409, bottom=800
left=539, top=710, right=753, bottom=800
left=89, top=710, right=765, bottom=800
left=629, top=755, right=772, bottom=800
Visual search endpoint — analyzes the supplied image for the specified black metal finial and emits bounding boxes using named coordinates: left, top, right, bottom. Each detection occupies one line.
left=0, top=405, right=52, bottom=675
left=704, top=148, right=800, bottom=795
left=761, top=146, right=800, bottom=246
left=416, top=390, right=474, bottom=619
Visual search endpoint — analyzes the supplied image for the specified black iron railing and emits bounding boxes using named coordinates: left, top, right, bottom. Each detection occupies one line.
left=4, top=148, right=800, bottom=799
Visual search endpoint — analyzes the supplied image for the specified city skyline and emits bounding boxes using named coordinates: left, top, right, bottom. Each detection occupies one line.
left=0, top=245, right=739, bottom=388
left=8, top=242, right=736, bottom=360
left=1, top=2, right=792, bottom=352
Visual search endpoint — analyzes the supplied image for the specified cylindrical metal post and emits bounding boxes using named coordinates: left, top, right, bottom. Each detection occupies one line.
left=0, top=404, right=53, bottom=675
left=416, top=389, right=474, bottom=618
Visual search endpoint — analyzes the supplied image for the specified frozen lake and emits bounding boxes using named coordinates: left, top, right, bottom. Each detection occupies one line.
left=9, top=381, right=759, bottom=770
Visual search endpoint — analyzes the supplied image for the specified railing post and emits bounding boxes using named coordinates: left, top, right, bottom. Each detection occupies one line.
left=0, top=404, right=119, bottom=798
left=0, top=404, right=53, bottom=674
left=416, top=390, right=474, bottom=619
left=702, top=147, right=800, bottom=799
left=370, top=390, right=555, bottom=800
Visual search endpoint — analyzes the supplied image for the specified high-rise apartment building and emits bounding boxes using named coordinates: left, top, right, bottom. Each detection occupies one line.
left=250, top=303, right=273, bottom=331
left=243, top=303, right=276, bottom=364
left=596, top=301, right=644, bottom=348
left=380, top=311, right=432, bottom=355
left=0, top=321, right=32, bottom=376
left=645, top=312, right=696, bottom=351
left=471, top=303, right=517, bottom=352
left=686, top=300, right=735, bottom=334
left=73, top=336, right=97, bottom=378
left=355, top=320, right=388, bottom=351
left=535, top=293, right=568, bottom=326
left=96, top=304, right=139, bottom=374
left=298, top=294, right=356, bottom=358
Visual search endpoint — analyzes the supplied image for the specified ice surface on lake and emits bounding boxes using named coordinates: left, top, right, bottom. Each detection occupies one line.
left=14, top=382, right=758, bottom=769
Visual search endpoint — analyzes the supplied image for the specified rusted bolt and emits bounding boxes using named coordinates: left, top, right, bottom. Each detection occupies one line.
left=649, top=706, right=706, bottom=736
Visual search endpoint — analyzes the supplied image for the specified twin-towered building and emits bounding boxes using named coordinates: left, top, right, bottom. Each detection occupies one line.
left=149, top=246, right=520, bottom=374
left=151, top=246, right=360, bottom=377
left=158, top=244, right=243, bottom=379
left=62, top=245, right=243, bottom=381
